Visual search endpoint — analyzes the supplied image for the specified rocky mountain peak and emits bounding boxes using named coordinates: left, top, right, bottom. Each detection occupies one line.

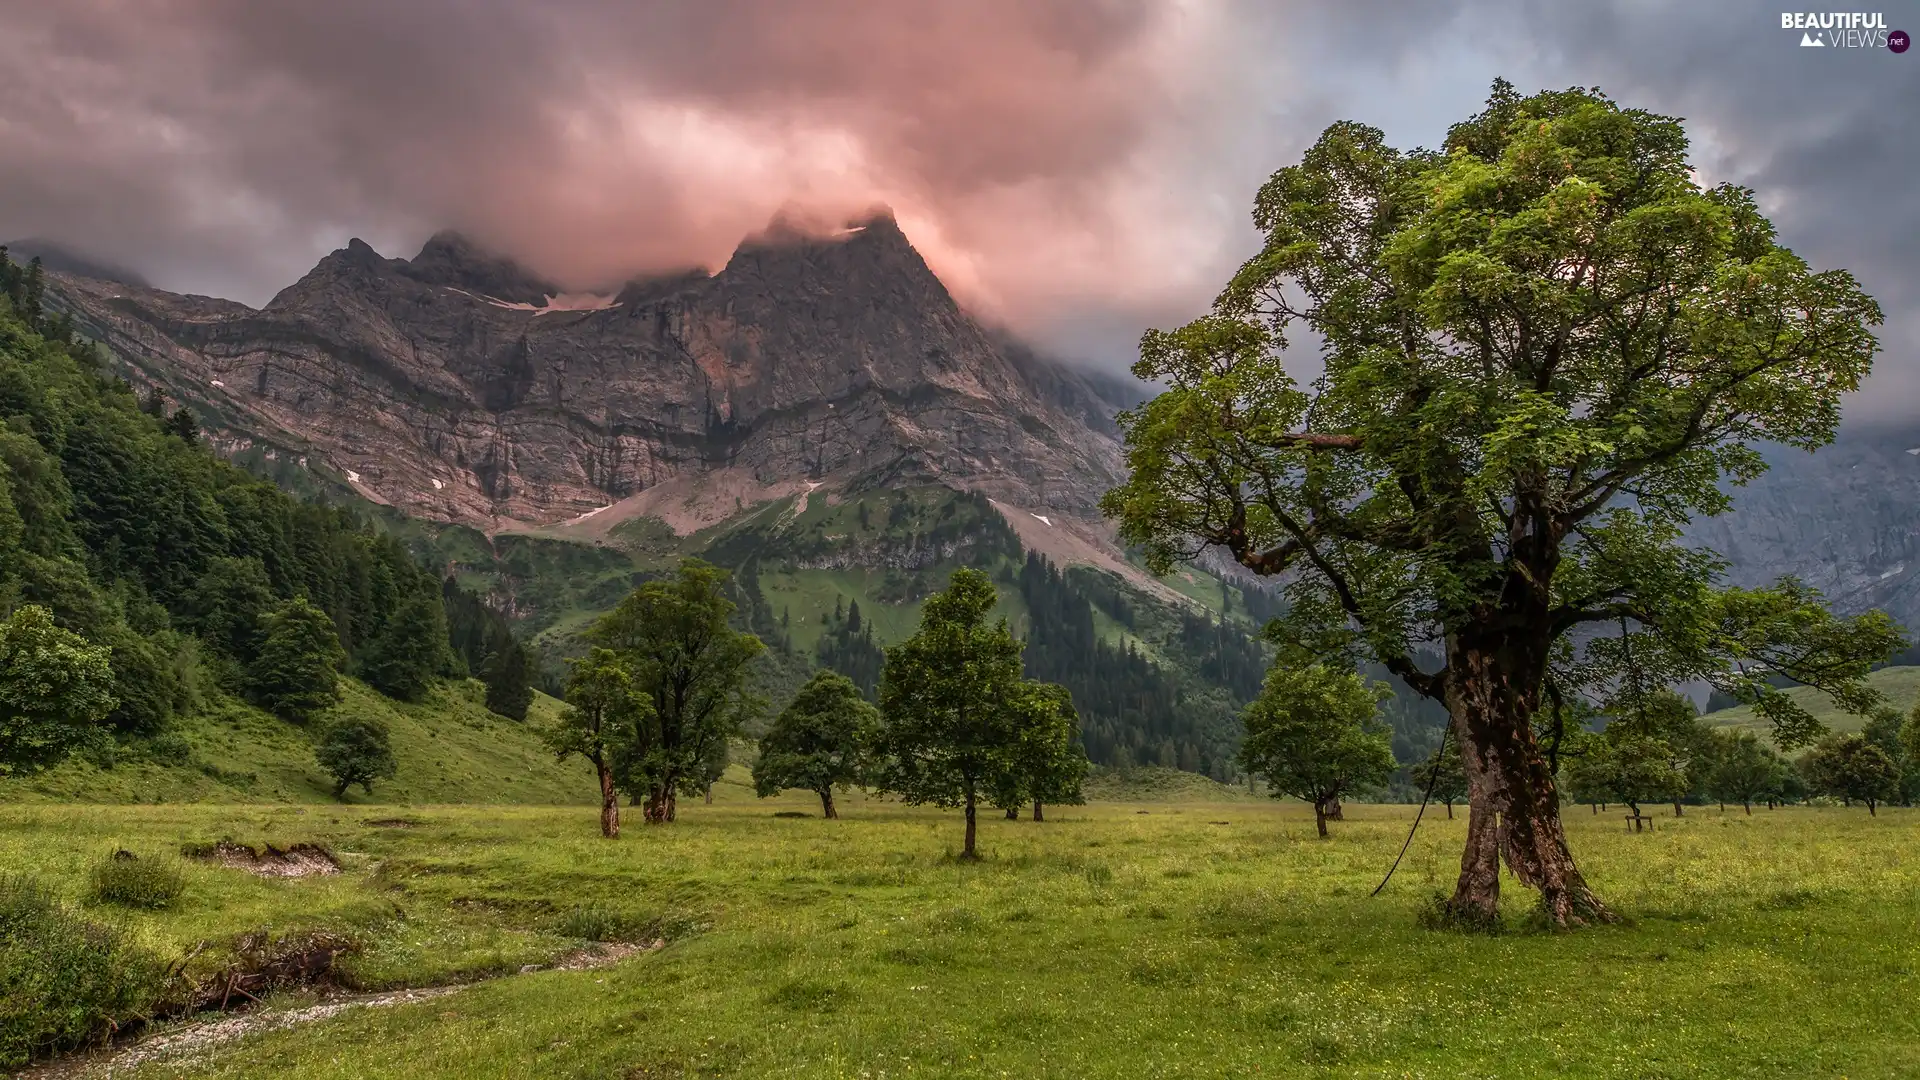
left=400, top=230, right=559, bottom=306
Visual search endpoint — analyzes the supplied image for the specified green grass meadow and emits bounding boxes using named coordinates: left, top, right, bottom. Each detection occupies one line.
left=7, top=777, right=1918, bottom=1079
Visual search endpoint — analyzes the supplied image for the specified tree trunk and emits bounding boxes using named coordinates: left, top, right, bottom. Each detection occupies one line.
left=1867, top=798, right=1877, bottom=816
left=1445, top=641, right=1614, bottom=928
left=962, top=788, right=978, bottom=859
left=1032, top=800, right=1044, bottom=822
left=1672, top=801, right=1684, bottom=818
left=644, top=785, right=671, bottom=824
left=667, top=788, right=678, bottom=822
left=819, top=789, right=837, bottom=819
left=1323, top=796, right=1344, bottom=821
left=1445, top=800, right=1454, bottom=820
left=1743, top=801, right=1751, bottom=815
left=1312, top=799, right=1328, bottom=838
left=1005, top=805, right=1019, bottom=820
left=705, top=783, right=714, bottom=805
left=597, top=762, right=620, bottom=839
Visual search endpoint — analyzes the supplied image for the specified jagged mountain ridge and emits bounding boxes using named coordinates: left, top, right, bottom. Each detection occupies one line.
left=42, top=212, right=1131, bottom=531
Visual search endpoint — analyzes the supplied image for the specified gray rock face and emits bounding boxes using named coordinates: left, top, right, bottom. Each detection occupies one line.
left=1688, top=425, right=1920, bottom=628
left=45, top=211, right=1126, bottom=528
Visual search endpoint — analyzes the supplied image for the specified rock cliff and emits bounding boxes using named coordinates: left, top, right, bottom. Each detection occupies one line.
left=44, top=211, right=1128, bottom=530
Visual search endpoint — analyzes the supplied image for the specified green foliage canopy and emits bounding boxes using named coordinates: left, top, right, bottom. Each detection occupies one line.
left=246, top=598, right=346, bottom=724
left=875, top=568, right=1028, bottom=856
left=1099, top=80, right=1900, bottom=921
left=589, top=559, right=764, bottom=822
left=1238, top=663, right=1396, bottom=836
left=0, top=605, right=117, bottom=775
left=315, top=715, right=398, bottom=798
left=754, top=670, right=879, bottom=818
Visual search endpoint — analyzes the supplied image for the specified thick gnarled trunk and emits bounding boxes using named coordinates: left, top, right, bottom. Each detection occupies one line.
left=1446, top=639, right=1614, bottom=928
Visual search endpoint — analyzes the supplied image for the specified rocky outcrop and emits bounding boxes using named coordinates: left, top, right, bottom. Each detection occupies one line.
left=45, top=211, right=1126, bottom=529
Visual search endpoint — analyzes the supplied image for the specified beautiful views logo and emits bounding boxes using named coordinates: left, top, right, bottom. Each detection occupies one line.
left=1780, top=11, right=1908, bottom=48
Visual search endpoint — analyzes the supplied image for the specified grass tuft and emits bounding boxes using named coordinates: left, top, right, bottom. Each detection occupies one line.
left=88, top=850, right=186, bottom=910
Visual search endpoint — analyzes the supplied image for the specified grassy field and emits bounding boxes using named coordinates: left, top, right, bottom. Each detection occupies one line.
left=6, top=778, right=1918, bottom=1079
left=0, top=680, right=589, bottom=806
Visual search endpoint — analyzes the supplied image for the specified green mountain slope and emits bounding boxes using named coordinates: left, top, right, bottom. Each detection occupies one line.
left=1702, top=665, right=1920, bottom=743
left=1, top=679, right=590, bottom=805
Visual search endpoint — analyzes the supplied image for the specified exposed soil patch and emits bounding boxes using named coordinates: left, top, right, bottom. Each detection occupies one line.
left=191, top=841, right=340, bottom=878
left=24, top=940, right=660, bottom=1078
left=24, top=986, right=464, bottom=1078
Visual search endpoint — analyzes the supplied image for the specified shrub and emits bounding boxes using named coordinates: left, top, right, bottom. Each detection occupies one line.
left=0, top=873, right=170, bottom=1066
left=88, top=851, right=186, bottom=910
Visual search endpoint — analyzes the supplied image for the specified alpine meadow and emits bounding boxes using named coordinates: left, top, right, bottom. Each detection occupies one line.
left=3, top=12, right=1918, bottom=1077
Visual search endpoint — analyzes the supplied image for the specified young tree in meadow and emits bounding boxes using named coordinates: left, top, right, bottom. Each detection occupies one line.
left=1238, top=662, right=1396, bottom=838
left=1705, top=729, right=1785, bottom=814
left=589, top=559, right=764, bottom=823
left=0, top=605, right=117, bottom=776
left=754, top=670, right=878, bottom=818
left=994, top=680, right=1089, bottom=822
left=247, top=597, right=346, bottom=724
left=875, top=568, right=1028, bottom=858
left=1410, top=738, right=1469, bottom=819
left=1608, top=690, right=1713, bottom=816
left=1799, top=732, right=1900, bottom=815
left=543, top=648, right=647, bottom=838
left=1100, top=81, right=1899, bottom=923
left=1562, top=728, right=1685, bottom=821
left=315, top=716, right=398, bottom=798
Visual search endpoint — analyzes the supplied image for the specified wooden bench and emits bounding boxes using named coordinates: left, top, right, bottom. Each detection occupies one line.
left=1624, top=812, right=1653, bottom=833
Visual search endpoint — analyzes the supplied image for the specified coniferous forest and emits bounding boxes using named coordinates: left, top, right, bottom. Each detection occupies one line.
left=0, top=250, right=531, bottom=740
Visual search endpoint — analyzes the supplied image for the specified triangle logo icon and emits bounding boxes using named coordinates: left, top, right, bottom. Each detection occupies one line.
left=1801, top=31, right=1824, bottom=45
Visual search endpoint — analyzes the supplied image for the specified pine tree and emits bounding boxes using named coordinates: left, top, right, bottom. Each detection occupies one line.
left=482, top=643, right=534, bottom=721
left=361, top=587, right=446, bottom=701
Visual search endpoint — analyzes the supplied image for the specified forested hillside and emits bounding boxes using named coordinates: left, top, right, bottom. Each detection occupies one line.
left=0, top=250, right=537, bottom=789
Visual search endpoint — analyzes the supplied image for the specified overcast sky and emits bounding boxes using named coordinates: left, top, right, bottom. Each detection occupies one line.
left=2, top=1, right=1914, bottom=410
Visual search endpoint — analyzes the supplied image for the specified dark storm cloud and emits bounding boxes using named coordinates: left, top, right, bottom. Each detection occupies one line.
left=0, top=0, right=1914, bottom=404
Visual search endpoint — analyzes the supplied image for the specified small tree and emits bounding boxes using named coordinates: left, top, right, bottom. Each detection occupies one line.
left=1608, top=690, right=1714, bottom=816
left=875, top=568, right=1027, bottom=858
left=543, top=648, right=647, bottom=837
left=754, top=670, right=877, bottom=818
left=1706, top=728, right=1786, bottom=814
left=362, top=588, right=447, bottom=702
left=1238, top=662, right=1396, bottom=838
left=0, top=605, right=117, bottom=776
left=1800, top=732, right=1900, bottom=815
left=247, top=598, right=345, bottom=724
left=590, top=559, right=764, bottom=823
left=994, top=680, right=1088, bottom=822
left=1410, top=738, right=1469, bottom=819
left=315, top=716, right=397, bottom=798
left=1562, top=729, right=1684, bottom=821
left=481, top=642, right=534, bottom=722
